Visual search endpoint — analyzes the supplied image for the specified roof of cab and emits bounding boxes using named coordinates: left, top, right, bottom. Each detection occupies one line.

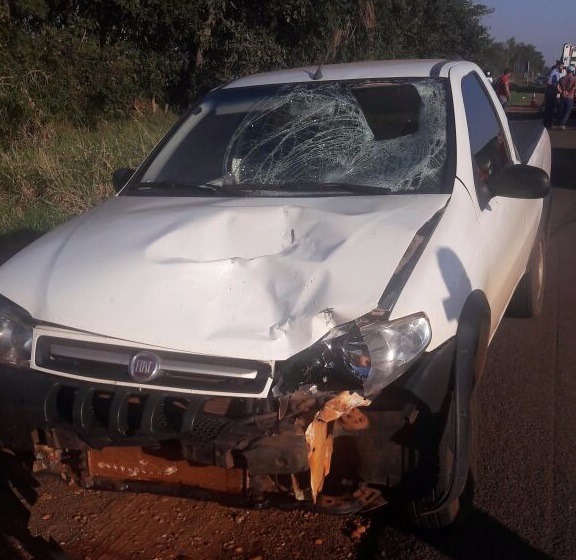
left=224, top=59, right=466, bottom=89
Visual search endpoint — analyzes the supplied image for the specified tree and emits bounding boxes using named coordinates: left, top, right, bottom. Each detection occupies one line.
left=0, top=0, right=511, bottom=140
left=480, top=38, right=546, bottom=80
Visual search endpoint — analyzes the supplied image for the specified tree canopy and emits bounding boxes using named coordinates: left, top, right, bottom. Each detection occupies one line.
left=0, top=0, right=545, bottom=143
left=483, top=38, right=546, bottom=78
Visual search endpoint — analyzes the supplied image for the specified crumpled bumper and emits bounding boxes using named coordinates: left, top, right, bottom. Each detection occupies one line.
left=0, top=337, right=456, bottom=515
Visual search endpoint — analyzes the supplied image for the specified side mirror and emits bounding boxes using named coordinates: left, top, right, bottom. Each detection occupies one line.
left=112, top=167, right=135, bottom=193
left=486, top=164, right=550, bottom=199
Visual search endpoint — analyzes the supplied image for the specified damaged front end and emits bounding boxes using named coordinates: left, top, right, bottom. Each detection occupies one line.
left=14, top=309, right=433, bottom=515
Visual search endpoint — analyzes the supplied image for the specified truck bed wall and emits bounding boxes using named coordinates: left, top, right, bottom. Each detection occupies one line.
left=509, top=120, right=550, bottom=169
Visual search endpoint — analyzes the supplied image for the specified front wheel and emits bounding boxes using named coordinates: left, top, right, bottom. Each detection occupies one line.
left=405, top=468, right=475, bottom=530
left=402, top=391, right=477, bottom=530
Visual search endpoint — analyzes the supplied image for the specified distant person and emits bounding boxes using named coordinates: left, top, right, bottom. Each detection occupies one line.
left=495, top=68, right=512, bottom=107
left=485, top=70, right=493, bottom=84
left=544, top=60, right=565, bottom=127
left=557, top=65, right=576, bottom=129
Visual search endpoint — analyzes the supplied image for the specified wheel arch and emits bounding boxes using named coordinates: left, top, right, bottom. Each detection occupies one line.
left=421, top=288, right=491, bottom=515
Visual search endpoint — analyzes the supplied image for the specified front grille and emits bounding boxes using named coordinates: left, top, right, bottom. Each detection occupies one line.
left=34, top=334, right=273, bottom=398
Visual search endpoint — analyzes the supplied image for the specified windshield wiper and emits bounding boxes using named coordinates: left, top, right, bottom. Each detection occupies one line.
left=314, top=182, right=392, bottom=195
left=130, top=180, right=392, bottom=197
left=131, top=181, right=246, bottom=196
left=221, top=181, right=392, bottom=196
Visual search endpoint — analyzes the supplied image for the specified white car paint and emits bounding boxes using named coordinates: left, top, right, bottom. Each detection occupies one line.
left=447, top=62, right=550, bottom=337
left=225, top=59, right=456, bottom=88
left=0, top=193, right=450, bottom=360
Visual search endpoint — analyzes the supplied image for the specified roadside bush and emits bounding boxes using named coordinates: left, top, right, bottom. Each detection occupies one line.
left=0, top=113, right=177, bottom=234
left=510, top=83, right=542, bottom=94
left=0, top=24, right=154, bottom=147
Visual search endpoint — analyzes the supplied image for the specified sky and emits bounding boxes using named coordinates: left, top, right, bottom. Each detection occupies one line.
left=482, top=0, right=572, bottom=67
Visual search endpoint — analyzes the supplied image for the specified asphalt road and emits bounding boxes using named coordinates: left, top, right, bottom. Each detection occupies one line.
left=3, top=114, right=576, bottom=560
left=353, top=122, right=576, bottom=559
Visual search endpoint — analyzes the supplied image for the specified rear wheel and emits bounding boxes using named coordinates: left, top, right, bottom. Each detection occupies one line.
left=507, top=235, right=546, bottom=318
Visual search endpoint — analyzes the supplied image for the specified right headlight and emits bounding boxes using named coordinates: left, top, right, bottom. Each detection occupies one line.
left=278, top=311, right=432, bottom=398
left=323, top=312, right=432, bottom=398
left=0, top=295, right=34, bottom=367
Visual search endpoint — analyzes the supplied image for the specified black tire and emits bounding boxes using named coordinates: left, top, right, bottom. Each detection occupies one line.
left=403, top=391, right=476, bottom=530
left=507, top=235, right=546, bottom=318
left=399, top=293, right=487, bottom=530
left=407, top=471, right=475, bottom=530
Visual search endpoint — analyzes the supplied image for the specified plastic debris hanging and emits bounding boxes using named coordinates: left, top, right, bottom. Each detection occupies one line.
left=305, top=391, right=372, bottom=502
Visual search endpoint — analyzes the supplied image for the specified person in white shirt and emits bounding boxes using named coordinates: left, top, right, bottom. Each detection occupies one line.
left=544, top=60, right=566, bottom=127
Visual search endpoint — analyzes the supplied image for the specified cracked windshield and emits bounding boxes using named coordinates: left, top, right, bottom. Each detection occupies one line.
left=136, top=79, right=450, bottom=196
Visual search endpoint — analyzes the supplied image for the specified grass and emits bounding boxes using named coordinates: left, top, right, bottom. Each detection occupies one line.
left=509, top=90, right=542, bottom=107
left=508, top=82, right=546, bottom=107
left=0, top=113, right=177, bottom=235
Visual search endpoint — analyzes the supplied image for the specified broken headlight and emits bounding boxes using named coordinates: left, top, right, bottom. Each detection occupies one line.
left=279, top=312, right=431, bottom=398
left=324, top=312, right=432, bottom=397
left=0, top=295, right=34, bottom=367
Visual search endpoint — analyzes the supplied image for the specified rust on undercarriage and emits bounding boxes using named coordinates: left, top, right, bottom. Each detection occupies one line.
left=31, top=388, right=382, bottom=514
left=86, top=446, right=245, bottom=494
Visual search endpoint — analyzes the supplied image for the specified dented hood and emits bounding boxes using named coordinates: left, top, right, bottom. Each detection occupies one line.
left=0, top=195, right=449, bottom=360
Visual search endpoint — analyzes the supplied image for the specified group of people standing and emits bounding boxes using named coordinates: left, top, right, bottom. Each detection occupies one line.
left=487, top=61, right=575, bottom=130
left=543, top=60, right=576, bottom=129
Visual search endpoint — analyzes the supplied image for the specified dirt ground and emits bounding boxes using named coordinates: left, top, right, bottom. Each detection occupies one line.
left=18, top=473, right=368, bottom=560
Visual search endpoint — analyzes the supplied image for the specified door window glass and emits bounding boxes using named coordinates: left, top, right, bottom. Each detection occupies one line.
left=461, top=72, right=512, bottom=203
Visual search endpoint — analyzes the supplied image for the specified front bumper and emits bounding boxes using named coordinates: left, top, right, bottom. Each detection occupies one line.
left=0, top=338, right=456, bottom=514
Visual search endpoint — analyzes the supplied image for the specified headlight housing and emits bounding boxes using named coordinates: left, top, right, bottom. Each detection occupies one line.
left=279, top=311, right=432, bottom=398
left=0, top=295, right=34, bottom=367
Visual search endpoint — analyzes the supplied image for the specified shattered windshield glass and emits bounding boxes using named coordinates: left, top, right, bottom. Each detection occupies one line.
left=132, top=78, right=452, bottom=196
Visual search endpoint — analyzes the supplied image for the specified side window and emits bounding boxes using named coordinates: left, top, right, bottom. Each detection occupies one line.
left=461, top=72, right=512, bottom=204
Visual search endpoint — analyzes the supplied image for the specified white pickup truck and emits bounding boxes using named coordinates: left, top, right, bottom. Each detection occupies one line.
left=0, top=59, right=551, bottom=529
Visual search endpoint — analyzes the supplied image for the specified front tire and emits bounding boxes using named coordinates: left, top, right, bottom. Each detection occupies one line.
left=406, top=471, right=475, bottom=530
left=403, top=392, right=476, bottom=530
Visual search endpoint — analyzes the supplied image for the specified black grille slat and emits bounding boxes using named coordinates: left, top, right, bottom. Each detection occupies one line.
left=108, top=392, right=131, bottom=434
left=73, top=387, right=97, bottom=430
left=48, top=384, right=245, bottom=444
left=139, top=392, right=164, bottom=434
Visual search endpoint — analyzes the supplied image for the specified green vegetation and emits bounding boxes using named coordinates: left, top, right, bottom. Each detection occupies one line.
left=0, top=1, right=548, bottom=237
left=485, top=38, right=547, bottom=80
left=1, top=0, right=496, bottom=144
left=0, top=113, right=176, bottom=234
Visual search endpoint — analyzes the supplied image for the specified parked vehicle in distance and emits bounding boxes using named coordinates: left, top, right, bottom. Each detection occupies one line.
left=562, top=43, right=576, bottom=69
left=535, top=74, right=547, bottom=86
left=0, top=59, right=551, bottom=530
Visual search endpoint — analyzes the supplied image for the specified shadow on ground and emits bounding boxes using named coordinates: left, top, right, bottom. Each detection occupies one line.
left=358, top=506, right=555, bottom=560
left=550, top=143, right=576, bottom=190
